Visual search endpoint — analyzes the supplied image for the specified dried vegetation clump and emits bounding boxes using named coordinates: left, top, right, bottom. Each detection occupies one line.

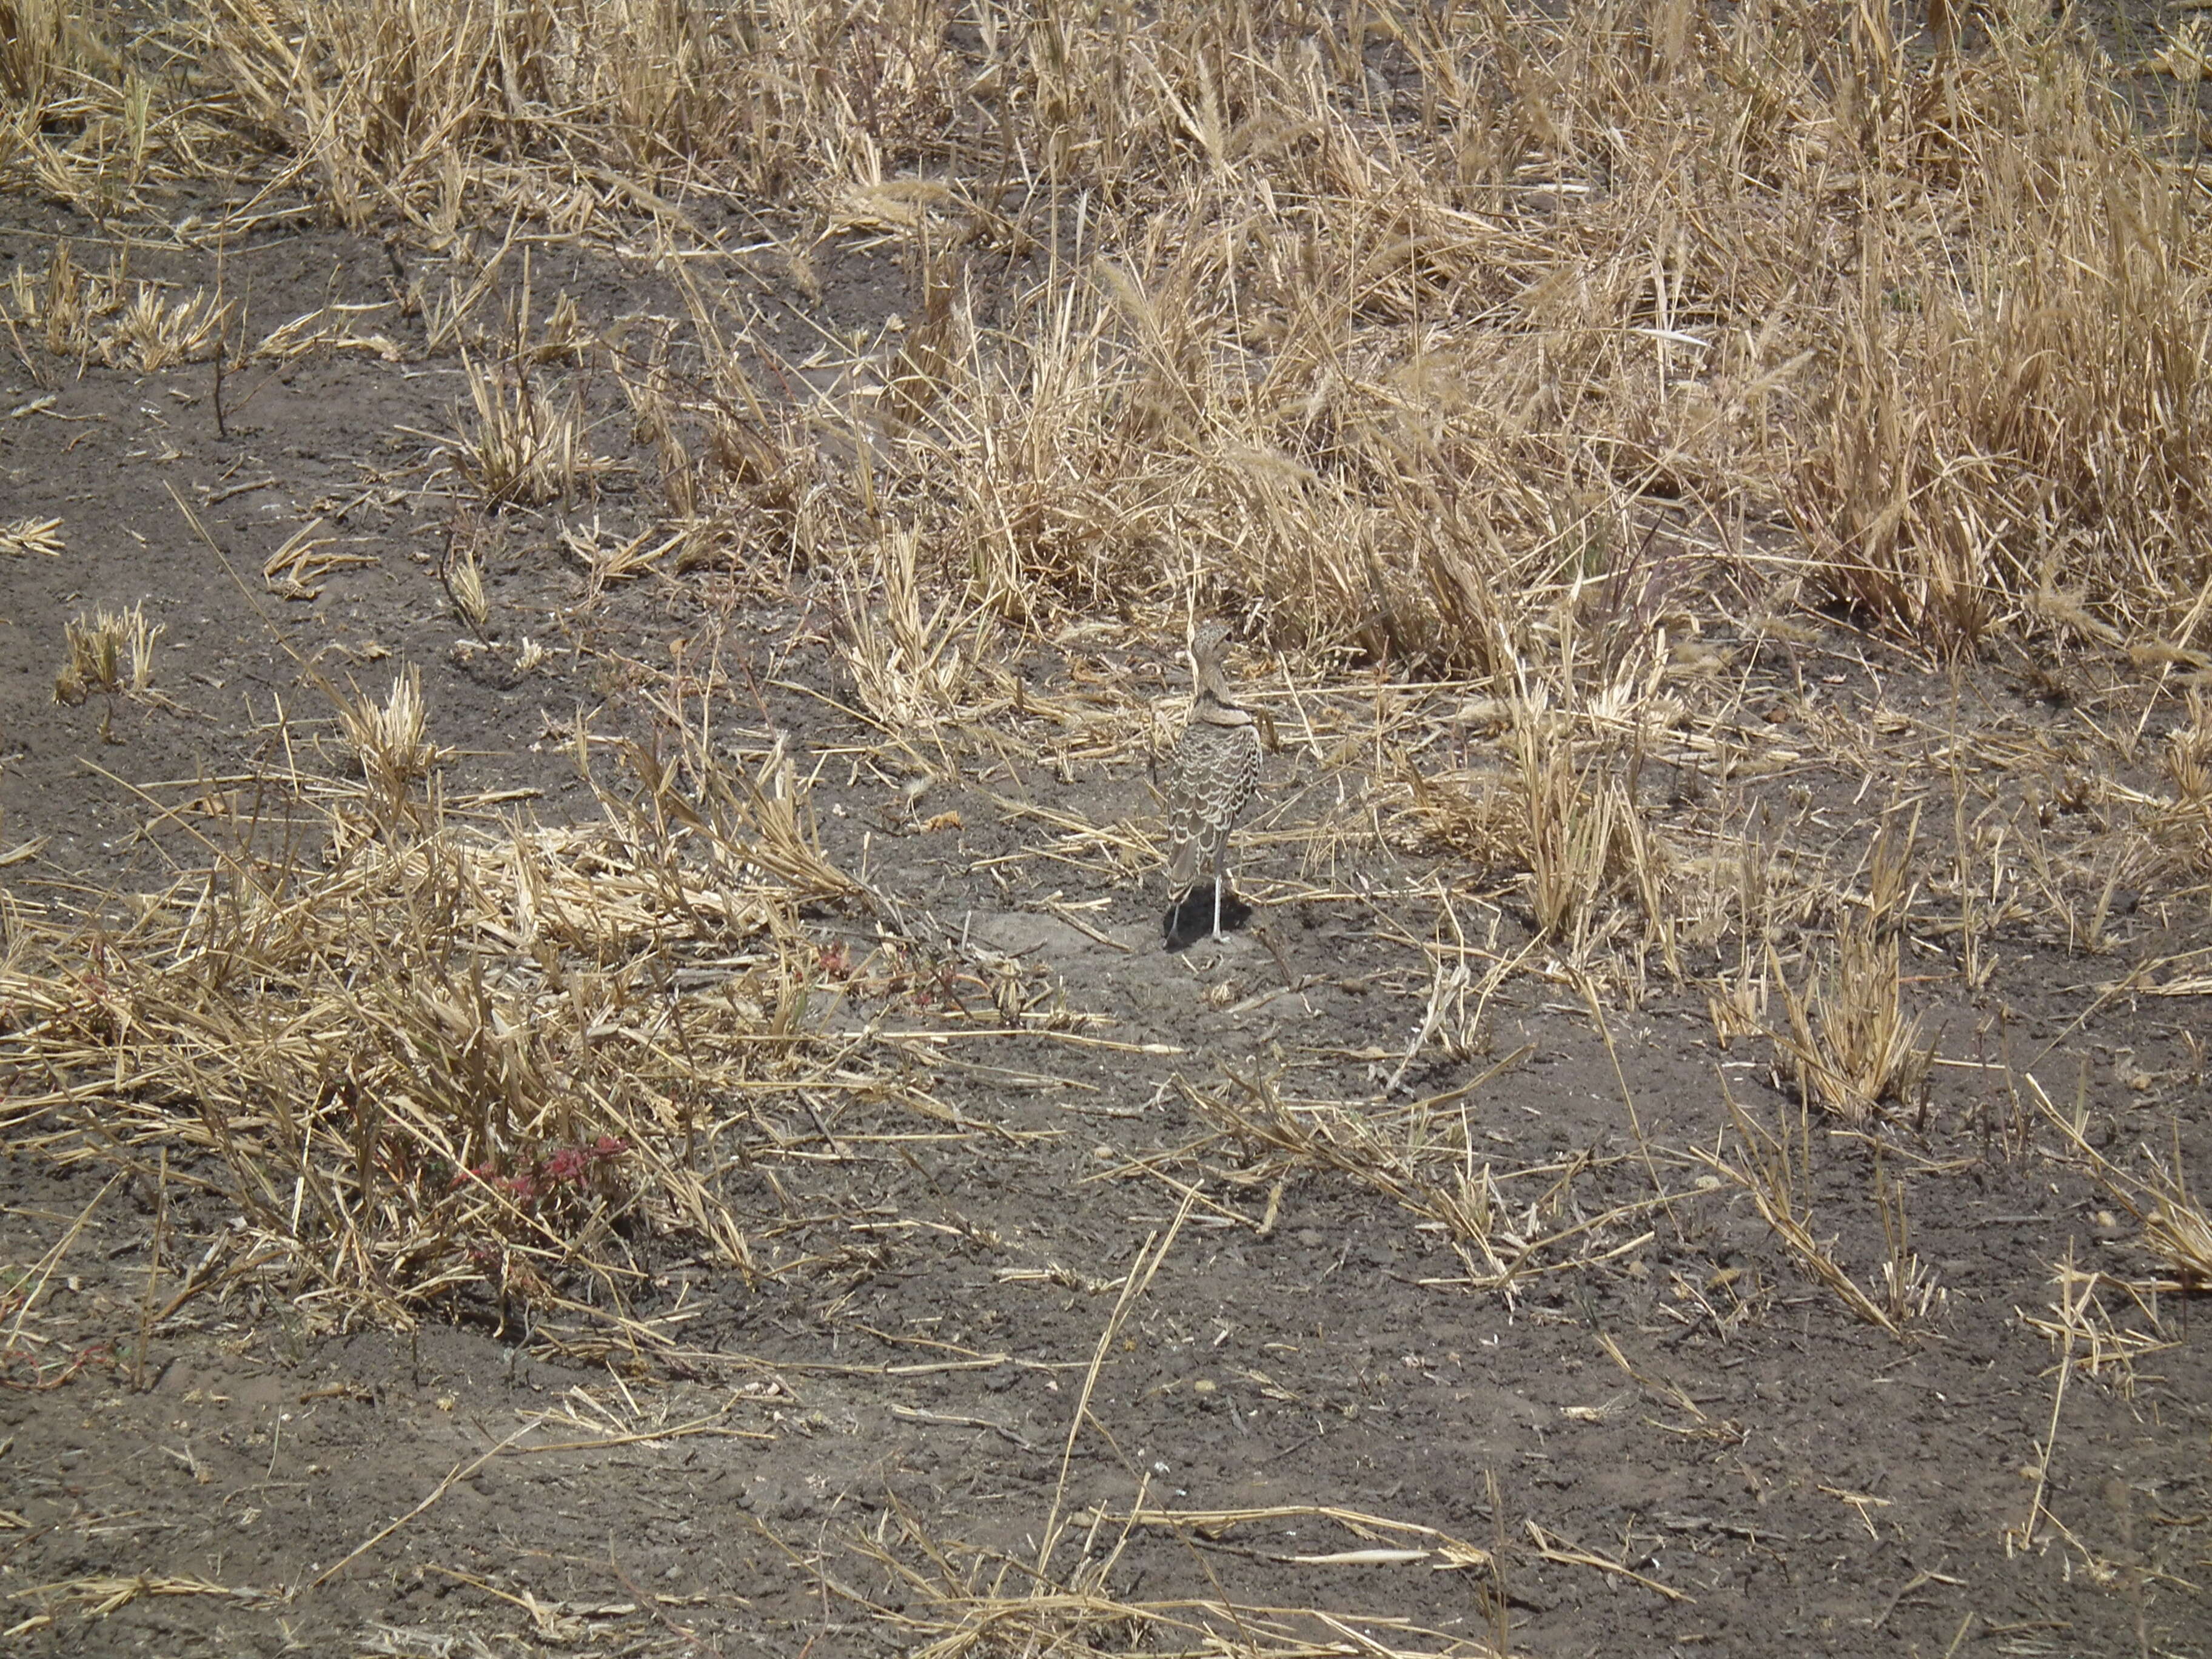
left=0, top=699, right=882, bottom=1348
left=1768, top=812, right=1934, bottom=1124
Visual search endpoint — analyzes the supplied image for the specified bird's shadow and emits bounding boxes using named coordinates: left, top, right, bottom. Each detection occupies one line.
left=1162, top=886, right=1253, bottom=952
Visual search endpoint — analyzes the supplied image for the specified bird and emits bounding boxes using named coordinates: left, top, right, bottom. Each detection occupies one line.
left=1164, top=620, right=1262, bottom=942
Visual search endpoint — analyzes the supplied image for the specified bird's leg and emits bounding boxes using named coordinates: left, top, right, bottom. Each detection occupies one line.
left=1212, top=874, right=1224, bottom=940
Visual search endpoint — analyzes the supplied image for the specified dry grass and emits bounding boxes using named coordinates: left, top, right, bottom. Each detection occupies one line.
left=2019, top=1255, right=2177, bottom=1400
left=1693, top=1079, right=1933, bottom=1339
left=819, top=1498, right=1506, bottom=1659
left=102, top=283, right=230, bottom=372
left=0, top=515, right=65, bottom=559
left=451, top=347, right=600, bottom=507
left=1769, top=812, right=1934, bottom=1123
left=4, top=242, right=131, bottom=360
left=0, top=688, right=890, bottom=1346
left=9, top=0, right=2193, bottom=659
left=2039, top=1081, right=2212, bottom=1292
left=204, top=0, right=789, bottom=227
left=53, top=603, right=163, bottom=709
left=333, top=664, right=444, bottom=814
left=1165, top=1059, right=1668, bottom=1301
left=1508, top=696, right=1646, bottom=953
left=8, top=8, right=2212, bottom=1647
left=836, top=529, right=1013, bottom=739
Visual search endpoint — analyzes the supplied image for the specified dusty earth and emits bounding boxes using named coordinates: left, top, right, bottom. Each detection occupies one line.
left=5, top=80, right=2212, bottom=1659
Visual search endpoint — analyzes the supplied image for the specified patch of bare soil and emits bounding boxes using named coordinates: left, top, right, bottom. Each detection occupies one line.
left=6, top=4, right=2212, bottom=1658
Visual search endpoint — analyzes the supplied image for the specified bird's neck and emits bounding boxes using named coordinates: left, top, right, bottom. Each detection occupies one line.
left=1193, top=683, right=1253, bottom=726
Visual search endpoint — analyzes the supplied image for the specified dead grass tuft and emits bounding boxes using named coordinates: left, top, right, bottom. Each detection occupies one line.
left=2019, top=1256, right=2177, bottom=1400
left=0, top=0, right=76, bottom=107
left=836, top=530, right=1010, bottom=737
left=0, top=694, right=886, bottom=1346
left=1509, top=696, right=1643, bottom=951
left=1770, top=814, right=1932, bottom=1123
left=2040, top=1088, right=2212, bottom=1292
left=53, top=603, right=163, bottom=711
left=102, top=284, right=230, bottom=373
left=452, top=348, right=598, bottom=507
left=333, top=664, right=444, bottom=814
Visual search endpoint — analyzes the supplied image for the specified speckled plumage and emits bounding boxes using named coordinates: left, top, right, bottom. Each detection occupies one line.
left=1164, top=622, right=1260, bottom=937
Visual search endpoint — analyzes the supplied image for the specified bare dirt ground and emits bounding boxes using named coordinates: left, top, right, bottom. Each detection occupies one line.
left=6, top=4, right=2212, bottom=1658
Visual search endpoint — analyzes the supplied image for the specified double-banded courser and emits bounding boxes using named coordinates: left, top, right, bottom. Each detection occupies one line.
left=1164, top=621, right=1261, bottom=942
